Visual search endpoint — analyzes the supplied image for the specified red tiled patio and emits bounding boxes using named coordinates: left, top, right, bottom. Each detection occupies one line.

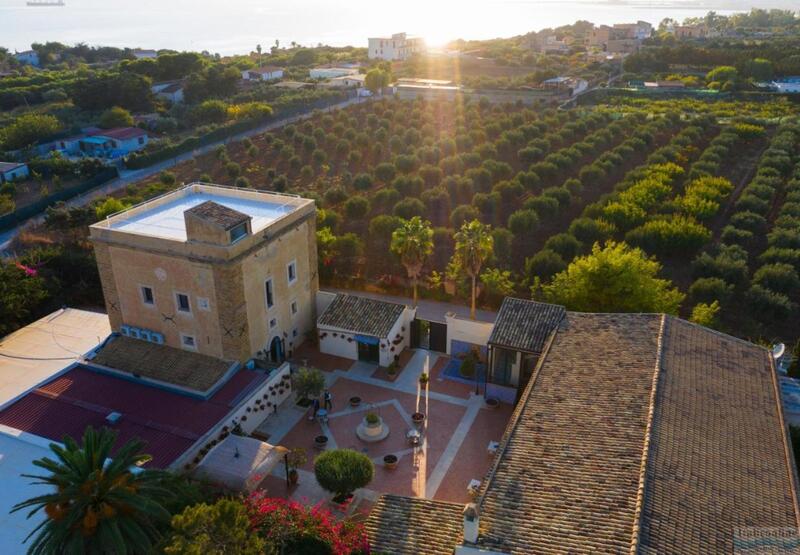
left=263, top=349, right=512, bottom=508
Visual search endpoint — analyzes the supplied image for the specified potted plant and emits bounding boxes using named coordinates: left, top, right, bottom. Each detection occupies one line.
left=314, top=448, right=375, bottom=503
left=365, top=412, right=380, bottom=426
left=419, top=372, right=429, bottom=386
left=349, top=396, right=361, bottom=408
left=485, top=397, right=500, bottom=410
left=411, top=412, right=425, bottom=428
left=383, top=454, right=399, bottom=470
left=314, top=435, right=329, bottom=450
left=287, top=447, right=307, bottom=485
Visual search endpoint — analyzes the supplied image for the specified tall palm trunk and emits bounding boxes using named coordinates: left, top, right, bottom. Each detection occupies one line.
left=412, top=276, right=418, bottom=307
left=470, top=274, right=477, bottom=320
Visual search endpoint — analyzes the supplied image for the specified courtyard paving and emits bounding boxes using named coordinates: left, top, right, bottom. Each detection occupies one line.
left=255, top=348, right=513, bottom=511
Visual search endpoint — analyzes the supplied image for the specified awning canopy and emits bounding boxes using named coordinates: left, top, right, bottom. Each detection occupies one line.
left=193, top=435, right=288, bottom=492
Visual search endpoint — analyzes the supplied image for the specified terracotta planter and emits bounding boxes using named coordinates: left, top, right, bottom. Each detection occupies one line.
left=314, top=435, right=329, bottom=449
left=485, top=397, right=500, bottom=410
left=411, top=412, right=425, bottom=429
left=383, top=454, right=398, bottom=470
left=350, top=396, right=361, bottom=408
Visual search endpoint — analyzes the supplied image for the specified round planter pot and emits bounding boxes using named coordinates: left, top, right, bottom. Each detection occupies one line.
left=350, top=396, right=361, bottom=408
left=485, top=397, right=500, bottom=410
left=383, top=454, right=399, bottom=470
left=411, top=412, right=425, bottom=428
left=314, top=435, right=329, bottom=449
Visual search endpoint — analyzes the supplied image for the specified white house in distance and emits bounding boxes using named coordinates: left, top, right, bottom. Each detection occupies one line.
left=13, top=50, right=39, bottom=66
left=773, top=77, right=800, bottom=93
left=309, top=66, right=360, bottom=80
left=368, top=33, right=425, bottom=61
left=78, top=128, right=148, bottom=158
left=133, top=49, right=158, bottom=59
left=152, top=81, right=185, bottom=103
left=0, top=162, right=30, bottom=184
left=316, top=293, right=415, bottom=367
left=323, top=74, right=367, bottom=89
left=242, top=66, right=284, bottom=82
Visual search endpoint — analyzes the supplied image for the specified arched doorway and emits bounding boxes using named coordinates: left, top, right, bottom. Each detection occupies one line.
left=269, top=336, right=284, bottom=363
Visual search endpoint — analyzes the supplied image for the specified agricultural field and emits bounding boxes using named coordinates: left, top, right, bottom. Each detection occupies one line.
left=18, top=96, right=800, bottom=344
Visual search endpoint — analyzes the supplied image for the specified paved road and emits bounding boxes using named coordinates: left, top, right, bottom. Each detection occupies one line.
left=0, top=95, right=368, bottom=253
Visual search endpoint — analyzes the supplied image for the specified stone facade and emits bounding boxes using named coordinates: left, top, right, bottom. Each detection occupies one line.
left=89, top=184, right=318, bottom=363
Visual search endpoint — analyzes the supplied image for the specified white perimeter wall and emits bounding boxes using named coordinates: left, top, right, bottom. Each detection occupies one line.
left=445, top=312, right=494, bottom=354
left=319, top=329, right=358, bottom=360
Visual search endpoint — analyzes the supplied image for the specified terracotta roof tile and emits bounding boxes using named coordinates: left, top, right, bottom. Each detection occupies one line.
left=318, top=294, right=405, bottom=338
left=365, top=495, right=463, bottom=554
left=488, top=297, right=565, bottom=353
left=185, top=200, right=251, bottom=231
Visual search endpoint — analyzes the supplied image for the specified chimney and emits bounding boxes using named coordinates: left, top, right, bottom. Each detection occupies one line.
left=463, top=503, right=479, bottom=544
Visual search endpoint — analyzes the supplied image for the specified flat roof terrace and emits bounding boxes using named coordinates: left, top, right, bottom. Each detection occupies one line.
left=92, top=183, right=313, bottom=242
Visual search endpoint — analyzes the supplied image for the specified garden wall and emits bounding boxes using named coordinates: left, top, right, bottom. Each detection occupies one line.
left=170, top=362, right=292, bottom=472
left=445, top=312, right=494, bottom=355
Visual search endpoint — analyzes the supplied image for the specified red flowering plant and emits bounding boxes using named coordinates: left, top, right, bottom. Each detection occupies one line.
left=246, top=492, right=370, bottom=554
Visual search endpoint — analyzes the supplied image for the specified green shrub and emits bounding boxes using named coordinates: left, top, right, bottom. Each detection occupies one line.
left=525, top=249, right=567, bottom=281
left=689, top=277, right=734, bottom=304
left=314, top=449, right=374, bottom=502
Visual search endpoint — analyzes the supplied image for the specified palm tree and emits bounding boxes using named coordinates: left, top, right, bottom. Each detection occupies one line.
left=13, top=426, right=172, bottom=555
left=390, top=216, right=434, bottom=307
left=454, top=219, right=494, bottom=319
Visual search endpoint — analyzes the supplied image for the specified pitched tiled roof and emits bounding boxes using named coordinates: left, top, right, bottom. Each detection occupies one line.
left=638, top=317, right=800, bottom=553
left=365, top=495, right=463, bottom=555
left=487, top=297, right=565, bottom=353
left=317, top=294, right=405, bottom=338
left=91, top=335, right=234, bottom=393
left=100, top=127, right=147, bottom=141
left=0, top=365, right=266, bottom=467
left=186, top=200, right=250, bottom=231
left=477, top=312, right=662, bottom=554
left=474, top=312, right=800, bottom=554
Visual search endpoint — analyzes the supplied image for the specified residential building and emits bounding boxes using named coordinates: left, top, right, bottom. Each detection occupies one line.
left=670, top=24, right=711, bottom=39
left=368, top=32, right=424, bottom=61
left=309, top=66, right=359, bottom=79
left=317, top=293, right=415, bottom=366
left=0, top=162, right=29, bottom=183
left=89, top=183, right=318, bottom=363
left=79, top=127, right=148, bottom=158
left=613, top=20, right=653, bottom=40
left=323, top=74, right=366, bottom=88
left=133, top=49, right=158, bottom=59
left=242, top=66, right=284, bottom=81
left=606, top=38, right=642, bottom=55
left=367, top=298, right=800, bottom=553
left=13, top=50, right=39, bottom=66
left=152, top=81, right=185, bottom=103
left=774, top=77, right=800, bottom=93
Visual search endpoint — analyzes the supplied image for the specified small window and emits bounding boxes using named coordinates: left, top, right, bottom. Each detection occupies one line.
left=293, top=328, right=298, bottom=338
left=291, top=300, right=298, bottom=315
left=197, top=297, right=210, bottom=311
left=181, top=334, right=196, bottom=350
left=176, top=293, right=191, bottom=313
left=141, top=286, right=154, bottom=305
left=269, top=318, right=277, bottom=329
left=265, top=279, right=274, bottom=309
left=230, top=222, right=248, bottom=243
left=287, top=261, right=297, bottom=285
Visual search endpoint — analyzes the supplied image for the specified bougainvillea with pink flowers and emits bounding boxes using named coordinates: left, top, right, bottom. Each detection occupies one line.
left=246, top=493, right=369, bottom=554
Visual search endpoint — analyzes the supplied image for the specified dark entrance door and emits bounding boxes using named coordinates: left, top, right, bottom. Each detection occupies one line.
left=429, top=322, right=447, bottom=353
left=269, top=336, right=284, bottom=363
left=410, top=319, right=421, bottom=349
left=357, top=338, right=380, bottom=363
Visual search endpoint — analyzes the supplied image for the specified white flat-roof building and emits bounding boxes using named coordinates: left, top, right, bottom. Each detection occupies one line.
left=773, top=77, right=800, bottom=93
left=0, top=308, right=110, bottom=408
left=368, top=33, right=424, bottom=61
left=0, top=426, right=56, bottom=552
left=89, top=184, right=319, bottom=363
left=309, top=66, right=360, bottom=80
